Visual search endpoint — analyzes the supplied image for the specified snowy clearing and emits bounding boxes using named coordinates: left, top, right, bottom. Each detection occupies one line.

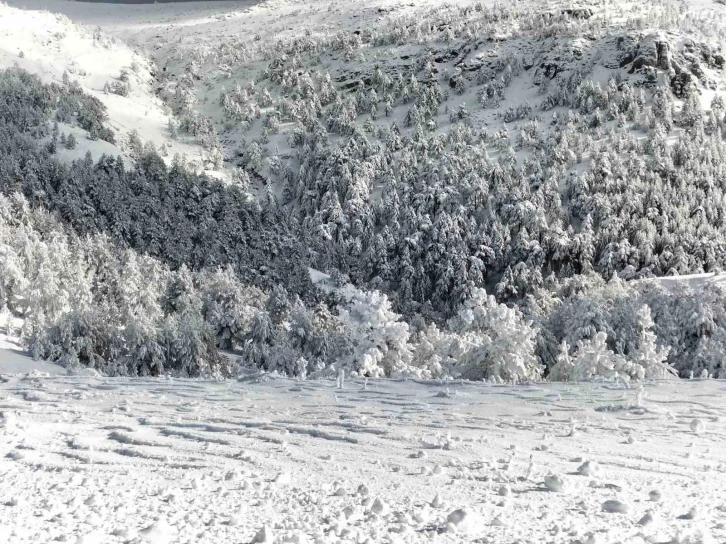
left=0, top=374, right=724, bottom=543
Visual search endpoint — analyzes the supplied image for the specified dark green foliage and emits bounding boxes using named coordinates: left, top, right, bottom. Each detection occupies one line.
left=56, top=79, right=115, bottom=144
left=0, top=68, right=314, bottom=300
left=0, top=66, right=114, bottom=144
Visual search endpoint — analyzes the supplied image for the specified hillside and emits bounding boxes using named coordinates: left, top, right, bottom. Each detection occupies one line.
left=2, top=2, right=726, bottom=543
left=0, top=2, right=213, bottom=171
left=0, top=0, right=726, bottom=383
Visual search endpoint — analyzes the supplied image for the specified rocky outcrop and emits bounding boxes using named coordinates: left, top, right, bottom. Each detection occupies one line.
left=656, top=40, right=671, bottom=70
left=534, top=62, right=562, bottom=82
left=562, top=7, right=594, bottom=20
left=620, top=34, right=672, bottom=73
left=616, top=33, right=724, bottom=96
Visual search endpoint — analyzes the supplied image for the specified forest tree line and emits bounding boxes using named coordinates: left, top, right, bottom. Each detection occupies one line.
left=1, top=68, right=725, bottom=381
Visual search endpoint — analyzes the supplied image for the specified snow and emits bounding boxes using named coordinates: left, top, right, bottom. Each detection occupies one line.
left=646, top=272, right=726, bottom=291
left=0, top=374, right=724, bottom=543
left=0, top=0, right=726, bottom=539
left=0, top=1, right=208, bottom=169
left=0, top=313, right=66, bottom=376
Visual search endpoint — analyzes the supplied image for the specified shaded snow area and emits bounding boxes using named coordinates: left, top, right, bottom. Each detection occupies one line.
left=0, top=315, right=66, bottom=376
left=1, top=375, right=725, bottom=543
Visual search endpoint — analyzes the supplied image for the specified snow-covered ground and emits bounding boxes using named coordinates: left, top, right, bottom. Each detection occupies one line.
left=648, top=272, right=726, bottom=292
left=0, top=314, right=65, bottom=376
left=0, top=372, right=724, bottom=543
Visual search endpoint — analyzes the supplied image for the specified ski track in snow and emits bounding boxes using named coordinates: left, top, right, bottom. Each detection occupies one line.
left=0, top=374, right=724, bottom=543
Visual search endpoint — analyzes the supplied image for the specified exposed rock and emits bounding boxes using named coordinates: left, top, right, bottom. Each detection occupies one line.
left=534, top=62, right=562, bottom=84
left=656, top=40, right=671, bottom=70
left=562, top=7, right=594, bottom=20
left=671, top=71, right=694, bottom=98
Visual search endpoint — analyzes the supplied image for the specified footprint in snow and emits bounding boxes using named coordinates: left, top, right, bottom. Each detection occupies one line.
left=491, top=515, right=506, bottom=527
left=75, top=531, right=105, bottom=544
left=639, top=511, right=658, bottom=526
left=139, top=518, right=176, bottom=544
left=677, top=507, right=698, bottom=520
left=84, top=494, right=100, bottom=507
left=370, top=497, right=388, bottom=515
left=252, top=525, right=274, bottom=543
left=274, top=472, right=291, bottom=485
left=601, top=500, right=630, bottom=514
left=445, top=508, right=483, bottom=534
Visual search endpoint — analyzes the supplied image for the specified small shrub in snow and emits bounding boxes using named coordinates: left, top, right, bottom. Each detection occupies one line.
left=104, top=80, right=129, bottom=97
left=549, top=306, right=677, bottom=382
left=629, top=306, right=676, bottom=380
left=550, top=332, right=627, bottom=381
left=503, top=102, right=532, bottom=123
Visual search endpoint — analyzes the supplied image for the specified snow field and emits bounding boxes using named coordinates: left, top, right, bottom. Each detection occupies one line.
left=0, top=374, right=724, bottom=543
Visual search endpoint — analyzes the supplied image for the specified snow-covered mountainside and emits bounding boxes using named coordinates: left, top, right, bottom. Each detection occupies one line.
left=2, top=1, right=726, bottom=542
left=2, top=0, right=726, bottom=382
left=1, top=373, right=724, bottom=543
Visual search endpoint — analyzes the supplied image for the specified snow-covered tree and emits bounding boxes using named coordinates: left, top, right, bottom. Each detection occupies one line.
left=629, top=305, right=676, bottom=380
left=338, top=288, right=414, bottom=378
left=448, top=288, right=542, bottom=383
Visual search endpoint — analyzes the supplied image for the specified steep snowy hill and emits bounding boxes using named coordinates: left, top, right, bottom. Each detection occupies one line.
left=0, top=2, right=210, bottom=170
left=0, top=373, right=724, bottom=543
left=15, top=0, right=725, bottom=185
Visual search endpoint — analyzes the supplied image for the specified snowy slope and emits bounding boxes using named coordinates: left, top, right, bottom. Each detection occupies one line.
left=15, top=0, right=725, bottom=194
left=647, top=272, right=726, bottom=292
left=6, top=0, right=726, bottom=185
left=0, top=314, right=65, bottom=376
left=0, top=2, right=207, bottom=169
left=0, top=374, right=724, bottom=543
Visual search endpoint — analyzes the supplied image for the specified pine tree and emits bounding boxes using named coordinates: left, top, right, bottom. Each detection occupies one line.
left=630, top=306, right=675, bottom=380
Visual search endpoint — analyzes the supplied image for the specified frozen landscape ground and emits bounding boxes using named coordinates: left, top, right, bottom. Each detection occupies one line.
left=1, top=371, right=725, bottom=544
left=1, top=0, right=726, bottom=541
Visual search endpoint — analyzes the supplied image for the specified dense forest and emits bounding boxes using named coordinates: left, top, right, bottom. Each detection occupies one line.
left=2, top=19, right=726, bottom=381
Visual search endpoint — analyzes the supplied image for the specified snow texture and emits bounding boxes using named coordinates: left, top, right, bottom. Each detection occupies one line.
left=0, top=373, right=724, bottom=543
